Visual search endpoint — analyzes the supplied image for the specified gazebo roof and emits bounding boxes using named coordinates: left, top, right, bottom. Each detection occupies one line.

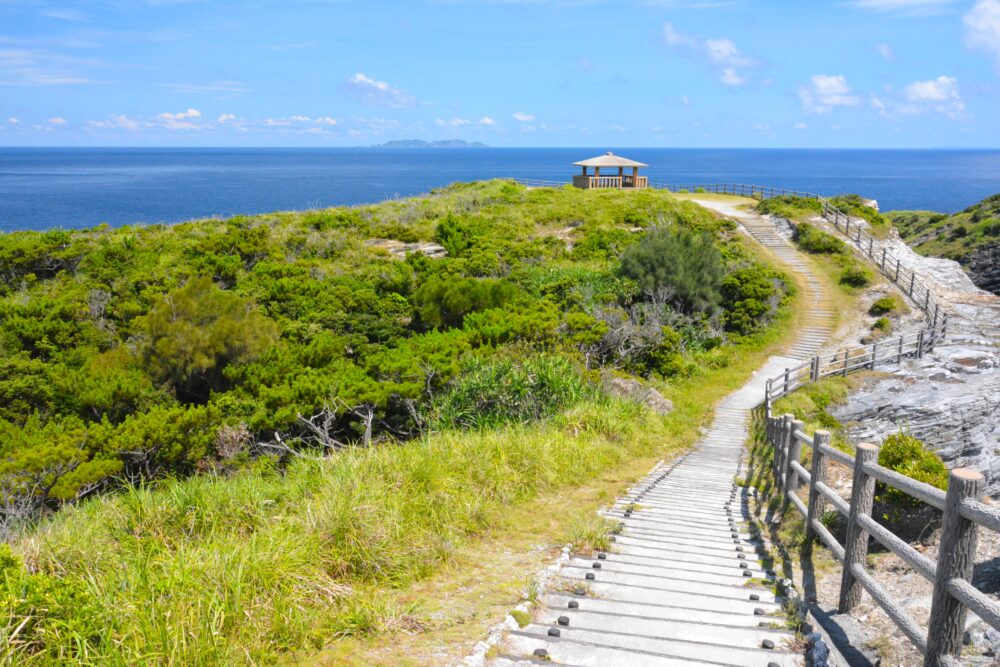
left=573, top=152, right=648, bottom=168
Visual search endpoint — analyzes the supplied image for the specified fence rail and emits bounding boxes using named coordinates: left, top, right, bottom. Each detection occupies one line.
left=760, top=410, right=999, bottom=666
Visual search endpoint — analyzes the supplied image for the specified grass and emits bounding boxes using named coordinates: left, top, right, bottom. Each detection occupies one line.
left=888, top=193, right=1000, bottom=264
left=0, top=190, right=812, bottom=665
left=5, top=294, right=801, bottom=666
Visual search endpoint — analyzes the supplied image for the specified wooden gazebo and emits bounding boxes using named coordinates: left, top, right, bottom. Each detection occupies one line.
left=572, top=152, right=648, bottom=190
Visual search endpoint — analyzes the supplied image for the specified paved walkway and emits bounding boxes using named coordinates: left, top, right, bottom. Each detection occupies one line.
left=487, top=202, right=836, bottom=666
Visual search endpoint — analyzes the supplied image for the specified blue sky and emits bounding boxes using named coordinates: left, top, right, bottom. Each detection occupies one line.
left=2, top=0, right=1000, bottom=147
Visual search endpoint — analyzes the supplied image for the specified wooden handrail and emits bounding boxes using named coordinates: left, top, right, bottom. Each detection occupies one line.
left=759, top=405, right=996, bottom=666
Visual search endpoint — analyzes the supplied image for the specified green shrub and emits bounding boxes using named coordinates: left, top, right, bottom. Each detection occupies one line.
left=877, top=432, right=948, bottom=508
left=793, top=223, right=846, bottom=255
left=619, top=227, right=724, bottom=314
left=139, top=276, right=277, bottom=402
left=868, top=296, right=900, bottom=316
left=839, top=264, right=873, bottom=288
left=413, top=277, right=523, bottom=329
left=720, top=264, right=792, bottom=336
left=872, top=316, right=891, bottom=333
left=432, top=356, right=591, bottom=430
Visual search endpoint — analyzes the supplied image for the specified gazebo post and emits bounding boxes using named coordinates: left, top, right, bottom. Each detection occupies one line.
left=632, top=166, right=638, bottom=189
left=618, top=166, right=623, bottom=189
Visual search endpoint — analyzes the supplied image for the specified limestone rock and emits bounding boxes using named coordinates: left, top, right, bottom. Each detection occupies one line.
left=601, top=373, right=674, bottom=415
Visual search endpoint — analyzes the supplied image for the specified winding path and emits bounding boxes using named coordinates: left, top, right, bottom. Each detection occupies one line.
left=486, top=201, right=837, bottom=666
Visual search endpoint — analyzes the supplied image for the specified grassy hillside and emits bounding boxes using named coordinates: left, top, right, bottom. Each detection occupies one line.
left=887, top=194, right=1000, bottom=294
left=0, top=180, right=802, bottom=663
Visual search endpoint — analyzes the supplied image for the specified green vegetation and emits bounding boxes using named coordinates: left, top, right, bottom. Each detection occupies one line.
left=0, top=180, right=800, bottom=664
left=838, top=264, right=873, bottom=288
left=757, top=194, right=889, bottom=234
left=888, top=193, right=1000, bottom=263
left=792, top=223, right=846, bottom=255
left=872, top=316, right=891, bottom=333
left=868, top=296, right=901, bottom=316
left=876, top=431, right=948, bottom=508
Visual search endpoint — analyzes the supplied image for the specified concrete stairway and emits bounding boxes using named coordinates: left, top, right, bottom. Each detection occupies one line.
left=485, top=201, right=835, bottom=667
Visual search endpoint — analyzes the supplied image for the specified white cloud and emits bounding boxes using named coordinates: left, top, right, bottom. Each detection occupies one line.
left=41, top=9, right=87, bottom=21
left=157, top=108, right=202, bottom=130
left=844, top=0, right=959, bottom=15
left=964, top=0, right=1000, bottom=69
left=86, top=114, right=144, bottom=131
left=435, top=117, right=472, bottom=127
left=679, top=94, right=692, bottom=106
left=0, top=46, right=95, bottom=86
left=876, top=43, right=895, bottom=59
left=512, top=112, right=535, bottom=122
left=344, top=72, right=416, bottom=108
left=798, top=74, right=859, bottom=114
left=662, top=22, right=756, bottom=87
left=904, top=75, right=965, bottom=116
left=794, top=122, right=808, bottom=129
left=8, top=117, right=19, bottom=124
left=479, top=116, right=496, bottom=125
left=290, top=115, right=311, bottom=122
left=163, top=80, right=250, bottom=95
left=872, top=76, right=965, bottom=119
left=314, top=116, right=337, bottom=126
left=719, top=67, right=744, bottom=86
left=264, top=118, right=293, bottom=127
left=47, top=117, right=67, bottom=125
left=159, top=108, right=201, bottom=120
left=217, top=113, right=237, bottom=123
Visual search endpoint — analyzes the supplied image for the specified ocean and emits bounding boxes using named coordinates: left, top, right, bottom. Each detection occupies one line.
left=1, top=147, right=999, bottom=232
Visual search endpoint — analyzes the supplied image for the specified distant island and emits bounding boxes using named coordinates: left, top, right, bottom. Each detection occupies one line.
left=371, top=139, right=488, bottom=149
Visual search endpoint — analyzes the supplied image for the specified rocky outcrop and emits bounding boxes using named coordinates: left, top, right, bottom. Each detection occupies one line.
left=601, top=373, right=674, bottom=416
left=804, top=215, right=1000, bottom=496
left=965, top=241, right=1000, bottom=296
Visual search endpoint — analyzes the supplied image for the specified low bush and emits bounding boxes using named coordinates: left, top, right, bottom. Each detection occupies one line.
left=876, top=431, right=948, bottom=508
left=872, top=316, right=891, bottom=333
left=839, top=263, right=873, bottom=288
left=868, top=296, right=900, bottom=316
left=793, top=223, right=846, bottom=255
left=431, top=356, right=592, bottom=430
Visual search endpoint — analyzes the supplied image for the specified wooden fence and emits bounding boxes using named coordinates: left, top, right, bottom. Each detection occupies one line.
left=763, top=323, right=946, bottom=408
left=758, top=408, right=1000, bottom=666
left=652, top=182, right=949, bottom=327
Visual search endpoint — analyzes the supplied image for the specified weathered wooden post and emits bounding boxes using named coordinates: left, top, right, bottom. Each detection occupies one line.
left=932, top=303, right=939, bottom=331
left=783, top=367, right=790, bottom=396
left=784, top=419, right=805, bottom=495
left=881, top=247, right=887, bottom=269
left=897, top=336, right=904, bottom=363
left=868, top=236, right=874, bottom=257
left=870, top=341, right=878, bottom=370
left=894, top=259, right=901, bottom=283
left=805, top=430, right=831, bottom=544
left=917, top=329, right=925, bottom=359
left=842, top=349, right=850, bottom=376
left=925, top=469, right=984, bottom=666
left=909, top=273, right=916, bottom=296
left=839, top=443, right=879, bottom=613
left=811, top=355, right=820, bottom=382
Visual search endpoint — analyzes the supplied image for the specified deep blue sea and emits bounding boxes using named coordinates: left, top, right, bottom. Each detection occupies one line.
left=2, top=148, right=999, bottom=232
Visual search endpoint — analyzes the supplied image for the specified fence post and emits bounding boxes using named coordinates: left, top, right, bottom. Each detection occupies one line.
left=842, top=349, right=850, bottom=376
left=870, top=341, right=878, bottom=370
left=783, top=367, right=790, bottom=395
left=917, top=329, right=925, bottom=359
left=925, top=469, right=984, bottom=666
left=805, top=430, right=830, bottom=545
left=932, top=303, right=939, bottom=331
left=881, top=247, right=887, bottom=269
left=897, top=336, right=904, bottom=363
left=839, top=443, right=879, bottom=613
left=909, top=273, right=916, bottom=296
left=785, top=419, right=804, bottom=494
left=924, top=290, right=930, bottom=311
left=894, top=260, right=901, bottom=283
left=868, top=237, right=874, bottom=256
left=776, top=414, right=792, bottom=491
left=811, top=355, right=820, bottom=381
